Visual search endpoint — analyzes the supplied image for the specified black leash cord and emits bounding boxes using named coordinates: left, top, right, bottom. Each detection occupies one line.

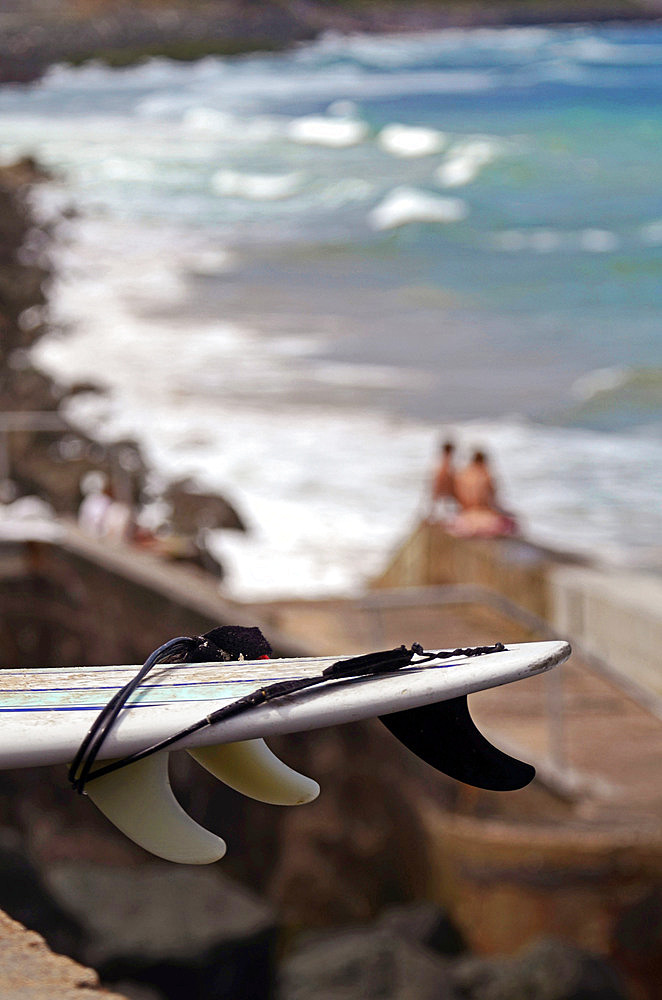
left=68, top=636, right=196, bottom=794
left=70, top=640, right=505, bottom=793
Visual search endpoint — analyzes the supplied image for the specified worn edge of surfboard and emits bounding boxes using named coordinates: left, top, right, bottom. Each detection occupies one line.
left=0, top=640, right=570, bottom=770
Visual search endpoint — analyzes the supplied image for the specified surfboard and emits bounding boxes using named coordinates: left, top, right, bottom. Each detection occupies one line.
left=0, top=640, right=568, bottom=768
left=0, top=639, right=570, bottom=864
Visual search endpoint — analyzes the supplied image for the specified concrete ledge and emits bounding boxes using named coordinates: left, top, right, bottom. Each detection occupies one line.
left=373, top=520, right=586, bottom=621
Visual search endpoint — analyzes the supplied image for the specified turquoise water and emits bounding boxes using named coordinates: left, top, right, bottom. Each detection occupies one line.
left=1, top=24, right=661, bottom=593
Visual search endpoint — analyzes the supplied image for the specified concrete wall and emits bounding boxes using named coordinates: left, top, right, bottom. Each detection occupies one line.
left=0, top=523, right=306, bottom=669
left=423, top=809, right=662, bottom=957
left=373, top=520, right=583, bottom=622
left=550, top=564, right=662, bottom=700
left=374, top=519, right=662, bottom=701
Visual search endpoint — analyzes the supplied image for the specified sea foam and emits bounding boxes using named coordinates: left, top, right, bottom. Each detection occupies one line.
left=369, top=187, right=468, bottom=230
left=287, top=115, right=368, bottom=147
left=378, top=123, right=446, bottom=158
left=435, top=138, right=499, bottom=188
left=211, top=170, right=303, bottom=201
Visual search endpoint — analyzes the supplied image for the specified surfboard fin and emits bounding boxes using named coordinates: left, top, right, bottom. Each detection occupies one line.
left=380, top=695, right=535, bottom=791
left=85, top=751, right=227, bottom=864
left=188, top=738, right=320, bottom=805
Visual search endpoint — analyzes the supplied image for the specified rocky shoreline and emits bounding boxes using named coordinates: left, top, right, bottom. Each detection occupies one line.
left=0, top=847, right=632, bottom=1000
left=1, top=0, right=661, bottom=84
left=0, top=162, right=243, bottom=556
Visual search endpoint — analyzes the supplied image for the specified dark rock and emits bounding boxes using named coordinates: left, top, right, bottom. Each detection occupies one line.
left=610, top=887, right=662, bottom=1000
left=44, top=861, right=278, bottom=1000
left=451, top=937, right=627, bottom=1000
left=112, top=982, right=165, bottom=1000
left=164, top=478, right=246, bottom=533
left=0, top=156, right=54, bottom=187
left=0, top=828, right=85, bottom=958
left=66, top=380, right=109, bottom=399
left=280, top=927, right=457, bottom=1000
left=377, top=901, right=467, bottom=958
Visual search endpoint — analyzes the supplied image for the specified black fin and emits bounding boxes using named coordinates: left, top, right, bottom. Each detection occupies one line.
left=380, top=696, right=535, bottom=791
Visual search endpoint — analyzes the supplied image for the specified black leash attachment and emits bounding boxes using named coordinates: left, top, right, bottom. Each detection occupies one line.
left=69, top=626, right=272, bottom=794
left=69, top=629, right=529, bottom=796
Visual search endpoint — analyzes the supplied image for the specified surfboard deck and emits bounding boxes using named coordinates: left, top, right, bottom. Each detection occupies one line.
left=0, top=640, right=570, bottom=769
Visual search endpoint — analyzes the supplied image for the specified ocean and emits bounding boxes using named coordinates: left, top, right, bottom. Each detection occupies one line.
left=1, top=23, right=661, bottom=597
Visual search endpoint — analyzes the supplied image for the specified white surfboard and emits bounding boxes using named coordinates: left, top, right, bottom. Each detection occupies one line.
left=0, top=639, right=570, bottom=864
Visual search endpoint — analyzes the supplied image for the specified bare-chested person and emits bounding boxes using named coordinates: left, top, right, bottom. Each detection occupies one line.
left=429, top=440, right=457, bottom=519
left=453, top=450, right=495, bottom=510
left=451, top=449, right=517, bottom=537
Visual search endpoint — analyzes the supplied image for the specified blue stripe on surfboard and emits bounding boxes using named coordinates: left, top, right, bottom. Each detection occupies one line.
left=0, top=680, right=266, bottom=711
left=0, top=699, right=226, bottom=712
left=0, top=702, right=213, bottom=713
left=0, top=676, right=297, bottom=695
left=0, top=661, right=460, bottom=712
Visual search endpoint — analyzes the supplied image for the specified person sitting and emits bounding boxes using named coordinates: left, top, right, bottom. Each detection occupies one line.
left=78, top=472, right=134, bottom=543
left=78, top=472, right=113, bottom=536
left=429, top=439, right=457, bottom=521
left=449, top=449, right=517, bottom=538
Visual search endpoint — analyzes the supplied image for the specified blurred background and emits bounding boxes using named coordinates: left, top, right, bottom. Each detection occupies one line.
left=1, top=1, right=662, bottom=998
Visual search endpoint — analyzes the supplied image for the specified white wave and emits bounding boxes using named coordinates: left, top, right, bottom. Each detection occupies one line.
left=461, top=26, right=553, bottom=50
left=369, top=187, right=468, bottom=230
left=316, top=177, right=374, bottom=208
left=640, top=219, right=662, bottom=245
left=307, top=26, right=552, bottom=68
left=580, top=228, right=619, bottom=253
left=183, top=249, right=239, bottom=277
left=560, top=33, right=662, bottom=65
left=287, top=115, right=368, bottom=148
left=571, top=366, right=631, bottom=401
left=309, top=363, right=426, bottom=389
left=492, top=230, right=527, bottom=252
left=326, top=99, right=359, bottom=118
left=182, top=107, right=281, bottom=144
left=561, top=36, right=625, bottom=63
left=98, top=157, right=157, bottom=182
left=211, top=169, right=303, bottom=201
left=435, top=138, right=499, bottom=188
left=378, top=123, right=446, bottom=158
left=492, top=227, right=619, bottom=254
left=436, top=155, right=481, bottom=188
left=181, top=107, right=235, bottom=133
left=530, top=229, right=563, bottom=253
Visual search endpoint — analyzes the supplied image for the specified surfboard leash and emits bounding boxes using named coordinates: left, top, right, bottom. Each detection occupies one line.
left=69, top=627, right=505, bottom=794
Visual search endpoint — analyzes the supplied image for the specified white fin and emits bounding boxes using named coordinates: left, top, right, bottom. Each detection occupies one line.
left=85, top=752, right=226, bottom=864
left=188, top=738, right=320, bottom=805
